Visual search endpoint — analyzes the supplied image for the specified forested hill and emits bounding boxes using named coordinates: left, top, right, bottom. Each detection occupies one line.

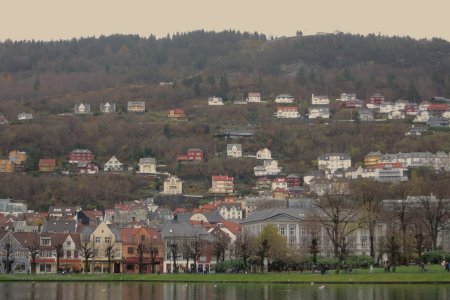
left=1, top=31, right=450, bottom=103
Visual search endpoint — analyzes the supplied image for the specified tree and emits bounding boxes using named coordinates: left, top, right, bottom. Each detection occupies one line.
left=212, top=232, right=229, bottom=263
left=353, top=179, right=383, bottom=259
left=181, top=239, right=193, bottom=273
left=406, top=80, right=421, bottom=103
left=419, top=195, right=450, bottom=250
left=169, top=242, right=179, bottom=273
left=80, top=242, right=93, bottom=273
left=53, top=237, right=64, bottom=273
left=1, top=235, right=15, bottom=273
left=309, top=238, right=320, bottom=265
left=190, top=236, right=206, bottom=273
left=136, top=242, right=147, bottom=274
left=27, top=234, right=40, bottom=274
left=147, top=244, right=159, bottom=274
left=385, top=235, right=401, bottom=272
left=234, top=232, right=254, bottom=273
left=254, top=224, right=286, bottom=273
left=314, top=191, right=364, bottom=267
left=104, top=241, right=116, bottom=273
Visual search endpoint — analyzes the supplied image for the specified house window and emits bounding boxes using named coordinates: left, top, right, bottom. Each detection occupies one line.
left=40, top=264, right=51, bottom=273
left=128, top=247, right=134, bottom=255
left=280, top=226, right=285, bottom=236
left=105, top=237, right=111, bottom=244
left=289, top=239, right=295, bottom=248
left=66, top=241, right=71, bottom=246
left=66, top=251, right=71, bottom=258
left=41, top=238, right=51, bottom=246
left=166, top=252, right=171, bottom=260
left=301, top=227, right=306, bottom=236
left=95, top=237, right=101, bottom=244
left=74, top=251, right=79, bottom=258
left=361, top=236, right=367, bottom=248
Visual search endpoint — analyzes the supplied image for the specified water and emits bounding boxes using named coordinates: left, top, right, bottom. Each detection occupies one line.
left=1, top=282, right=449, bottom=300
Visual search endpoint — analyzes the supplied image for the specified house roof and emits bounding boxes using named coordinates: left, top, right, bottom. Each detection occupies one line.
left=139, top=157, right=156, bottom=164
left=212, top=175, right=233, bottom=181
left=39, top=159, right=56, bottom=166
left=318, top=153, right=351, bottom=160
left=276, top=94, right=293, bottom=98
left=241, top=208, right=306, bottom=224
left=227, top=144, right=242, bottom=151
left=42, top=219, right=77, bottom=233
left=187, top=148, right=203, bottom=152
left=70, top=149, right=93, bottom=154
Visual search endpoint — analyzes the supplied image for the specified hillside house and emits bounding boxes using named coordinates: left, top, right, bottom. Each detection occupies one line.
left=271, top=178, right=288, bottom=191
left=77, top=162, right=99, bottom=174
left=336, top=93, right=356, bottom=102
left=358, top=109, right=374, bottom=121
left=247, top=92, right=261, bottom=103
left=18, top=112, right=33, bottom=120
left=274, top=94, right=294, bottom=103
left=312, top=94, right=330, bottom=105
left=69, top=149, right=94, bottom=163
left=100, top=102, right=116, bottom=113
left=275, top=106, right=300, bottom=119
left=210, top=176, right=234, bottom=194
left=388, top=110, right=405, bottom=120
left=308, top=106, right=330, bottom=119
left=138, top=158, right=156, bottom=174
left=0, top=114, right=8, bottom=125
left=413, top=111, right=431, bottom=123
left=39, top=159, right=56, bottom=172
left=254, top=159, right=282, bottom=176
left=0, top=160, right=14, bottom=173
left=227, top=144, right=242, bottom=158
left=127, top=101, right=146, bottom=113
left=218, top=203, right=243, bottom=220
left=74, top=103, right=91, bottom=114
left=176, top=148, right=204, bottom=161
left=256, top=148, right=272, bottom=160
left=162, top=175, right=183, bottom=195
left=103, top=156, right=123, bottom=172
left=208, top=96, right=224, bottom=105
left=318, top=153, right=351, bottom=173
left=168, top=109, right=186, bottom=119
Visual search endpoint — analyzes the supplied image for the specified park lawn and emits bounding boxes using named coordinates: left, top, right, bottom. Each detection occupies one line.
left=0, top=265, right=449, bottom=283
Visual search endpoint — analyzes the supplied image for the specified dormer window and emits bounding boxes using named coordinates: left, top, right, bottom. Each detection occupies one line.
left=41, top=238, right=51, bottom=246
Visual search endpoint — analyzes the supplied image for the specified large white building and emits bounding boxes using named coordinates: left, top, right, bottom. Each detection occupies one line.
left=275, top=106, right=300, bottom=119
left=254, top=159, right=282, bottom=176
left=318, top=153, right=351, bottom=173
left=162, top=175, right=183, bottom=195
left=227, top=144, right=242, bottom=158
left=309, top=106, right=330, bottom=119
left=138, top=158, right=157, bottom=174
left=208, top=96, right=224, bottom=105
left=247, top=92, right=261, bottom=103
left=256, top=148, right=272, bottom=160
left=312, top=94, right=330, bottom=105
left=274, top=94, right=294, bottom=103
left=104, top=156, right=123, bottom=172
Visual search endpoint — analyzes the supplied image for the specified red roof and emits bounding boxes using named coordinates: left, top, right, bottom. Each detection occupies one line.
left=221, top=220, right=241, bottom=235
left=272, top=177, right=286, bottom=183
left=39, top=159, right=56, bottom=167
left=273, top=187, right=288, bottom=192
left=428, top=104, right=449, bottom=111
left=174, top=207, right=188, bottom=214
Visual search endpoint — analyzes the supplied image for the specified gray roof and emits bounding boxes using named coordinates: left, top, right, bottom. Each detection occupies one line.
left=318, top=153, right=351, bottom=160
left=227, top=144, right=242, bottom=151
left=139, top=157, right=156, bottom=164
left=160, top=220, right=209, bottom=238
left=42, top=220, right=77, bottom=233
left=241, top=208, right=307, bottom=224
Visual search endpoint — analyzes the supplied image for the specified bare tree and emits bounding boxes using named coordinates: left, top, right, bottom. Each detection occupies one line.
left=419, top=195, right=450, bottom=250
left=1, top=235, right=15, bottom=274
left=181, top=238, right=193, bottom=273
left=190, top=236, right=206, bottom=273
left=136, top=242, right=147, bottom=274
left=314, top=192, right=364, bottom=267
left=104, top=240, right=116, bottom=274
left=147, top=243, right=159, bottom=274
left=53, top=237, right=64, bottom=273
left=169, top=242, right=179, bottom=273
left=234, top=231, right=254, bottom=273
left=27, top=234, right=40, bottom=274
left=80, top=242, right=93, bottom=273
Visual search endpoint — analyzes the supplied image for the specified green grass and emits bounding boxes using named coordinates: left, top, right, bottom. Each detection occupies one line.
left=1, top=265, right=449, bottom=283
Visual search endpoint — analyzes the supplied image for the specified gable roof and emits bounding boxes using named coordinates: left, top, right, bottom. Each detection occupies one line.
left=241, top=208, right=306, bottom=224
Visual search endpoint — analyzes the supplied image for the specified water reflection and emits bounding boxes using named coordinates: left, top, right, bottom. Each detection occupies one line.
left=1, top=282, right=449, bottom=300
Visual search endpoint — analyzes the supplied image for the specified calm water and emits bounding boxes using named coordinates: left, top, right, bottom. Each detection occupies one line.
left=1, top=282, right=449, bottom=300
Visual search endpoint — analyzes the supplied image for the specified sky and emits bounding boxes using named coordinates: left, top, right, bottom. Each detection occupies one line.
left=1, top=0, right=450, bottom=41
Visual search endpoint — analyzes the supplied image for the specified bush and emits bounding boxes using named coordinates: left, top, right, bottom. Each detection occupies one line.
left=215, top=259, right=245, bottom=273
left=422, top=251, right=450, bottom=264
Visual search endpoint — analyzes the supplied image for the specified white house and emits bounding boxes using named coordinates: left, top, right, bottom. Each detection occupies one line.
left=271, top=178, right=287, bottom=191
left=218, top=203, right=243, bottom=220
left=418, top=102, right=430, bottom=111
left=210, top=176, right=234, bottom=194
left=162, top=175, right=183, bottom=195
left=208, top=96, right=224, bottom=106
left=318, top=153, right=352, bottom=173
left=74, top=103, right=91, bottom=114
left=312, top=94, right=330, bottom=105
left=138, top=158, right=157, bottom=174
left=442, top=111, right=450, bottom=119
left=104, top=156, right=123, bottom=172
left=379, top=102, right=395, bottom=113
left=254, top=159, right=282, bottom=176
left=256, top=148, right=272, bottom=160
left=413, top=111, right=431, bottom=123
left=18, top=112, right=33, bottom=120
left=336, top=93, right=356, bottom=102
left=275, top=106, right=300, bottom=119
left=227, top=144, right=242, bottom=158
left=274, top=94, right=294, bottom=103
left=308, top=106, right=330, bottom=119
left=388, top=110, right=405, bottom=120
left=247, top=92, right=261, bottom=103
left=100, top=102, right=116, bottom=113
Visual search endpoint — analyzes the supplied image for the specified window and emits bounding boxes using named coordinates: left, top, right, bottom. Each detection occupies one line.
left=40, top=264, right=51, bottom=273
left=66, top=241, right=71, bottom=246
left=301, top=227, right=306, bottom=236
left=95, top=237, right=101, bottom=244
left=105, top=237, right=111, bottom=244
left=289, top=239, right=295, bottom=248
left=289, top=225, right=295, bottom=236
left=140, top=235, right=145, bottom=242
left=41, top=238, right=51, bottom=246
left=280, top=226, right=285, bottom=236
left=361, top=236, right=367, bottom=248
left=127, top=247, right=134, bottom=255
left=74, top=251, right=79, bottom=259
left=66, top=251, right=71, bottom=258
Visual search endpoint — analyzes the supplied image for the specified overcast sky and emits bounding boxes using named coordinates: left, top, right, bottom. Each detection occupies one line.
left=1, top=0, right=449, bottom=41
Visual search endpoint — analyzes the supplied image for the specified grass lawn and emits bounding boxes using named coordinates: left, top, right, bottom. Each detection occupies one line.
left=0, top=265, right=449, bottom=283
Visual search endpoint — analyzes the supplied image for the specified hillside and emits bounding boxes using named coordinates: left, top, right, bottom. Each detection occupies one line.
left=0, top=31, right=450, bottom=209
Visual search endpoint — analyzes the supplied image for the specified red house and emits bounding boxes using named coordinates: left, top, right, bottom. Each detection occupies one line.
left=69, top=149, right=94, bottom=163
left=168, top=109, right=186, bottom=119
left=427, top=103, right=449, bottom=112
left=176, top=148, right=204, bottom=161
left=369, top=94, right=385, bottom=105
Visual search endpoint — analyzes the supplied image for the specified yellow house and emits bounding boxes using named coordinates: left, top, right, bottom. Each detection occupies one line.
left=87, top=222, right=122, bottom=273
left=364, top=152, right=381, bottom=168
left=0, top=159, right=14, bottom=173
left=9, top=150, right=26, bottom=165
